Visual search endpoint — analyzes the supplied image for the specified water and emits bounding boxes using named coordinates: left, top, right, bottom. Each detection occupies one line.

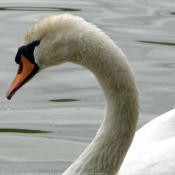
left=0, top=0, right=175, bottom=173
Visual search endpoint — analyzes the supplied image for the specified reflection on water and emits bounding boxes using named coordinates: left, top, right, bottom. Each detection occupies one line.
left=138, top=40, right=175, bottom=46
left=0, top=128, right=50, bottom=133
left=0, top=0, right=175, bottom=173
left=49, top=99, right=80, bottom=102
left=0, top=7, right=81, bottom=12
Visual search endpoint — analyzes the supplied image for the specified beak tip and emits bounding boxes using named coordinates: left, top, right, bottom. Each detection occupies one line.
left=6, top=93, right=11, bottom=100
left=7, top=95, right=12, bottom=100
left=6, top=89, right=13, bottom=100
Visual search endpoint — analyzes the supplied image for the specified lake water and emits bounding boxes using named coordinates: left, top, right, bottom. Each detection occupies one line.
left=0, top=0, right=175, bottom=173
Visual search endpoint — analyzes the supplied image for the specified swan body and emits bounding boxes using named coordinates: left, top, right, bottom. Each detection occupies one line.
left=119, top=109, right=175, bottom=175
left=6, top=14, right=175, bottom=175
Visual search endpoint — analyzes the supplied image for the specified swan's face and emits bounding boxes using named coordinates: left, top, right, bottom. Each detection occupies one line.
left=6, top=14, right=86, bottom=100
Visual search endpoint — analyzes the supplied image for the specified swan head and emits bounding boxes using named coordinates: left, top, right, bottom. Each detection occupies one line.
left=6, top=14, right=94, bottom=100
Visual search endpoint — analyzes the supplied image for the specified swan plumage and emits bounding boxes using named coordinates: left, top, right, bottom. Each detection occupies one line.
left=119, top=108, right=175, bottom=175
left=6, top=14, right=175, bottom=175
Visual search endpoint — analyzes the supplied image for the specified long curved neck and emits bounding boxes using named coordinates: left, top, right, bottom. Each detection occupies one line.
left=63, top=31, right=139, bottom=175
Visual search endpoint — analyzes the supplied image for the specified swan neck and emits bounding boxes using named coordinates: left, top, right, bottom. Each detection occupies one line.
left=64, top=33, right=139, bottom=175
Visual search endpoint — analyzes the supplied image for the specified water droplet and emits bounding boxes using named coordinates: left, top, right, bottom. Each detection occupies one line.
left=7, top=100, right=11, bottom=111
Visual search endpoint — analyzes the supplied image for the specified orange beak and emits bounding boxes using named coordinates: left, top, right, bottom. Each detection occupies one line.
left=6, top=54, right=38, bottom=100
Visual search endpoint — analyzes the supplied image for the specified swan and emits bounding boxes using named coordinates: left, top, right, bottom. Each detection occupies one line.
left=6, top=14, right=175, bottom=175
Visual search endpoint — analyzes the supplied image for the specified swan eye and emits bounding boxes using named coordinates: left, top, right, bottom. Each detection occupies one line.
left=33, top=40, right=40, bottom=47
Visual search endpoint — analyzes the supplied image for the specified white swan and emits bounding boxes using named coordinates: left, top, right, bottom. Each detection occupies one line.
left=6, top=14, right=175, bottom=175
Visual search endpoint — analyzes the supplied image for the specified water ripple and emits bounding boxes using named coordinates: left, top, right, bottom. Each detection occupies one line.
left=0, top=6, right=81, bottom=12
